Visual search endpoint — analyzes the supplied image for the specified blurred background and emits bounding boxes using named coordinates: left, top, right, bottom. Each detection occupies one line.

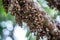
left=0, top=0, right=60, bottom=40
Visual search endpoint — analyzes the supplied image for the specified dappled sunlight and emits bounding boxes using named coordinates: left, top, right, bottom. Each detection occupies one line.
left=13, top=25, right=27, bottom=40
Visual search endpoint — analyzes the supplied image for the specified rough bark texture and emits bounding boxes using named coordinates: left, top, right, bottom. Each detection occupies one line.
left=2, top=0, right=60, bottom=40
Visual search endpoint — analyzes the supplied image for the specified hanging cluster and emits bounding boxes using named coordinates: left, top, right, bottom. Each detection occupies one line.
left=2, top=0, right=60, bottom=40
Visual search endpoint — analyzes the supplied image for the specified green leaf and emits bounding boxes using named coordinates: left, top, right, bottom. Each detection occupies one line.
left=29, top=35, right=36, bottom=40
left=26, top=30, right=30, bottom=37
left=30, top=36, right=36, bottom=40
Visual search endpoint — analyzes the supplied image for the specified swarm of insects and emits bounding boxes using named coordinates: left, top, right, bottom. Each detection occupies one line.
left=46, top=0, right=60, bottom=10
left=2, top=0, right=10, bottom=12
left=2, top=0, right=60, bottom=40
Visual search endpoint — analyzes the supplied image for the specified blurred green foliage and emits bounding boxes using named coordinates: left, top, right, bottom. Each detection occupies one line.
left=37, top=0, right=59, bottom=19
left=0, top=0, right=15, bottom=22
left=0, top=0, right=16, bottom=39
left=26, top=30, right=30, bottom=37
